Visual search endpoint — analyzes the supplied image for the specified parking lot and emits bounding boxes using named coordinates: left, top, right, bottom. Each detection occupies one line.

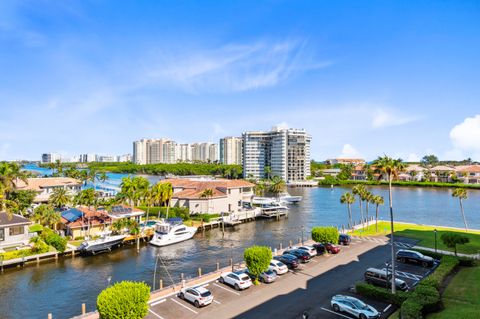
left=145, top=236, right=436, bottom=319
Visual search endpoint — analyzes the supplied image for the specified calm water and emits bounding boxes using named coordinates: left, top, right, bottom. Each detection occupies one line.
left=3, top=173, right=480, bottom=318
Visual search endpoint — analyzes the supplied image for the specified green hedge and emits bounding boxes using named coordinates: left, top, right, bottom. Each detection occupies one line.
left=401, top=298, right=423, bottom=319
left=414, top=249, right=476, bottom=267
left=138, top=206, right=190, bottom=220
left=97, top=281, right=150, bottom=319
left=311, top=226, right=339, bottom=244
left=355, top=282, right=410, bottom=305
left=41, top=228, right=67, bottom=253
left=318, top=179, right=480, bottom=189
left=422, top=256, right=459, bottom=290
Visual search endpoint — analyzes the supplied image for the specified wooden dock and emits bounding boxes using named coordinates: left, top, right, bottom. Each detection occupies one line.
left=0, top=248, right=79, bottom=272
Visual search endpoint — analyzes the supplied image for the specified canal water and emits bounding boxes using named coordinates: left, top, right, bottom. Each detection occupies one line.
left=2, top=169, right=480, bottom=318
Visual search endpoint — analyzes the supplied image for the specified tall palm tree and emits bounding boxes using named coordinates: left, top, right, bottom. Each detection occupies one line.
left=151, top=183, right=165, bottom=219
left=269, top=176, right=286, bottom=198
left=162, top=182, right=173, bottom=220
left=254, top=181, right=266, bottom=197
left=452, top=188, right=468, bottom=232
left=97, top=172, right=109, bottom=184
left=49, top=188, right=71, bottom=209
left=340, top=192, right=355, bottom=228
left=120, top=176, right=136, bottom=207
left=372, top=195, right=384, bottom=232
left=264, top=166, right=272, bottom=180
left=74, top=188, right=96, bottom=236
left=363, top=191, right=373, bottom=228
left=0, top=162, right=29, bottom=199
left=200, top=188, right=214, bottom=214
left=33, top=204, right=60, bottom=230
left=79, top=170, right=89, bottom=186
left=373, top=155, right=406, bottom=294
left=352, top=185, right=366, bottom=225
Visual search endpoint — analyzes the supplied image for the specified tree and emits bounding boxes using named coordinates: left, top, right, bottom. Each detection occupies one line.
left=372, top=155, right=406, bottom=294
left=440, top=233, right=469, bottom=256
left=269, top=176, right=286, bottom=198
left=254, top=181, right=266, bottom=197
left=200, top=188, right=214, bottom=214
left=243, top=246, right=272, bottom=284
left=74, top=188, right=96, bottom=236
left=9, top=190, right=36, bottom=215
left=98, top=172, right=109, bottom=184
left=49, top=188, right=71, bottom=209
left=452, top=188, right=469, bottom=232
left=311, top=226, right=339, bottom=244
left=160, top=182, right=173, bottom=219
left=264, top=166, right=272, bottom=180
left=363, top=191, right=374, bottom=228
left=33, top=204, right=61, bottom=229
left=372, top=195, right=384, bottom=232
left=423, top=169, right=432, bottom=182
left=97, top=281, right=150, bottom=319
left=337, top=164, right=353, bottom=180
left=340, top=192, right=355, bottom=228
left=352, top=185, right=366, bottom=225
left=0, top=162, right=29, bottom=199
left=421, top=154, right=439, bottom=167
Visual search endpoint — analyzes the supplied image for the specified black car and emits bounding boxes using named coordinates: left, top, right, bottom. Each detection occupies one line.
left=338, top=234, right=351, bottom=245
left=312, top=243, right=326, bottom=255
left=273, top=254, right=299, bottom=269
left=283, top=249, right=311, bottom=263
left=396, top=250, right=435, bottom=268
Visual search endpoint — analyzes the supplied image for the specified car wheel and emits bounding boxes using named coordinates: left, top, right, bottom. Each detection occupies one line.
left=194, top=300, right=200, bottom=308
left=179, top=293, right=184, bottom=299
left=333, top=304, right=340, bottom=312
left=422, top=261, right=428, bottom=268
left=235, top=284, right=240, bottom=291
left=359, top=314, right=367, bottom=319
left=219, top=277, right=224, bottom=284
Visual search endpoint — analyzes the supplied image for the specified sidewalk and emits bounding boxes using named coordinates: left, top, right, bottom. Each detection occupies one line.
left=413, top=245, right=480, bottom=259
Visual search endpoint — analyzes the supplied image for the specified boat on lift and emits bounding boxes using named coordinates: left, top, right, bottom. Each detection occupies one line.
left=78, top=232, right=126, bottom=254
left=279, top=193, right=302, bottom=204
left=149, top=218, right=197, bottom=247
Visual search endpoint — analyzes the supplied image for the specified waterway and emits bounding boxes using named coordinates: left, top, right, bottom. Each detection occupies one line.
left=2, top=168, right=480, bottom=318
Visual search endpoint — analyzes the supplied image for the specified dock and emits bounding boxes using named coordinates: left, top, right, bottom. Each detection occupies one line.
left=0, top=248, right=79, bottom=272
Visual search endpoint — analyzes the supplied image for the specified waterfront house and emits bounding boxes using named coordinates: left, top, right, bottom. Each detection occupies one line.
left=429, top=165, right=455, bottom=183
left=0, top=212, right=32, bottom=250
left=320, top=168, right=341, bottom=177
left=351, top=165, right=367, bottom=180
left=165, top=178, right=255, bottom=215
left=400, top=164, right=425, bottom=181
left=60, top=206, right=112, bottom=239
left=326, top=158, right=366, bottom=166
left=14, top=177, right=82, bottom=203
left=456, top=165, right=480, bottom=184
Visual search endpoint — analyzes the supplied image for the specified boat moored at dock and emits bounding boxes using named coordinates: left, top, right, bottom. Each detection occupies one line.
left=149, top=218, right=198, bottom=247
left=78, top=232, right=126, bottom=254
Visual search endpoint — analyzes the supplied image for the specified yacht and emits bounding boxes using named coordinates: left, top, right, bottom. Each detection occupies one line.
left=78, top=232, right=126, bottom=254
left=279, top=193, right=302, bottom=204
left=149, top=218, right=197, bottom=247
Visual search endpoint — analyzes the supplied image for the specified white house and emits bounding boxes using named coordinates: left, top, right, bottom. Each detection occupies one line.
left=14, top=177, right=82, bottom=203
left=0, top=213, right=32, bottom=249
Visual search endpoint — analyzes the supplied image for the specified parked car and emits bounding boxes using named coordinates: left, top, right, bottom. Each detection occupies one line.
left=396, top=249, right=435, bottom=268
left=291, top=245, right=317, bottom=257
left=325, top=243, right=341, bottom=254
left=283, top=249, right=311, bottom=263
left=245, top=268, right=277, bottom=283
left=331, top=295, right=380, bottom=319
left=338, top=234, right=352, bottom=245
left=219, top=271, right=253, bottom=290
left=273, top=254, right=299, bottom=269
left=269, top=259, right=289, bottom=275
left=312, top=243, right=326, bottom=255
left=364, top=268, right=409, bottom=291
left=178, top=286, right=213, bottom=308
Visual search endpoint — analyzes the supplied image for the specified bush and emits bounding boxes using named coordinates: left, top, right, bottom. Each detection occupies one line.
left=311, top=226, right=339, bottom=244
left=30, top=237, right=50, bottom=254
left=423, top=255, right=459, bottom=290
left=138, top=206, right=190, bottom=220
left=355, top=282, right=410, bottom=305
left=458, top=257, right=477, bottom=267
left=41, top=228, right=67, bottom=253
left=401, top=298, right=423, bottom=319
left=414, top=283, right=442, bottom=313
left=244, top=246, right=272, bottom=284
left=97, top=281, right=150, bottom=319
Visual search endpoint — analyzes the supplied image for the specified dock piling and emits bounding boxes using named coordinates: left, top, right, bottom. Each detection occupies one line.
left=216, top=262, right=220, bottom=271
left=160, top=279, right=163, bottom=290
left=48, top=313, right=52, bottom=319
left=198, top=267, right=202, bottom=277
left=279, top=243, right=282, bottom=250
left=82, top=303, right=86, bottom=315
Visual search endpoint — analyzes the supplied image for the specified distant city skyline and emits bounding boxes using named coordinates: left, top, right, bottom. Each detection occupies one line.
left=1, top=1, right=479, bottom=161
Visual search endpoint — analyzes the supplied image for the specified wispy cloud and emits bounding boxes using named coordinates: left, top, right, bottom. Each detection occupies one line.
left=371, top=108, right=419, bottom=129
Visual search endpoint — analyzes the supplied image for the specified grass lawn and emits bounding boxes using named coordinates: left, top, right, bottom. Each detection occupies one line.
left=350, top=221, right=480, bottom=255
left=427, top=266, right=480, bottom=319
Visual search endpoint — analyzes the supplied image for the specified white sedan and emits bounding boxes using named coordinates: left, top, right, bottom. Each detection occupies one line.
left=219, top=271, right=252, bottom=290
left=291, top=245, right=317, bottom=257
left=178, top=286, right=213, bottom=308
left=268, top=259, right=289, bottom=275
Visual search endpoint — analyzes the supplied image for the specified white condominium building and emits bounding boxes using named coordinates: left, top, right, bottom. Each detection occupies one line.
left=80, top=153, right=97, bottom=163
left=176, top=143, right=192, bottom=162
left=242, top=127, right=311, bottom=181
left=219, top=137, right=243, bottom=165
left=191, top=143, right=218, bottom=163
left=41, top=153, right=61, bottom=163
left=134, top=139, right=218, bottom=164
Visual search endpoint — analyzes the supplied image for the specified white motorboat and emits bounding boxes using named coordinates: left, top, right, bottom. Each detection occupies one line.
left=251, top=196, right=279, bottom=205
left=279, top=193, right=302, bottom=204
left=149, top=218, right=197, bottom=247
left=78, top=232, right=126, bottom=254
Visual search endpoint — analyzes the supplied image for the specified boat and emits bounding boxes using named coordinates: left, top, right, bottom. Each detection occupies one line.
left=149, top=218, right=197, bottom=247
left=78, top=232, right=126, bottom=254
left=251, top=197, right=279, bottom=205
left=279, top=193, right=302, bottom=204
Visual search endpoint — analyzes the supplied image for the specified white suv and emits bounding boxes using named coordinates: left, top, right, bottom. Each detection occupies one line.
left=178, top=286, right=213, bottom=308
left=219, top=271, right=252, bottom=290
left=268, top=259, right=288, bottom=275
left=291, top=245, right=317, bottom=257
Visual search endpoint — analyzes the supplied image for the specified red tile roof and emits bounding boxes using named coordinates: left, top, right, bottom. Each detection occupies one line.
left=161, top=178, right=253, bottom=200
left=61, top=206, right=111, bottom=229
left=15, top=177, right=81, bottom=192
left=456, top=165, right=480, bottom=173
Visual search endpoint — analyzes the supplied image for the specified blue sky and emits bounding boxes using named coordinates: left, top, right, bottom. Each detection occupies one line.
left=1, top=0, right=480, bottom=161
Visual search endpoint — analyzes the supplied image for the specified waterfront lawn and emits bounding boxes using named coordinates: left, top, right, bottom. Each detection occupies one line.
left=350, top=221, right=480, bottom=255
left=427, top=266, right=480, bottom=319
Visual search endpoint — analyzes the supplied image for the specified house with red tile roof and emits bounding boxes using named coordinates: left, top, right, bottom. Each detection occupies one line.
left=456, top=165, right=480, bottom=184
left=14, top=177, right=82, bottom=203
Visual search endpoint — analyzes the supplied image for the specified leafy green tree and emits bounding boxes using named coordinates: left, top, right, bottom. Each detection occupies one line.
left=372, top=195, right=384, bottom=232
left=33, top=204, right=61, bottom=229
left=97, top=281, right=150, bottom=319
left=372, top=155, right=406, bottom=294
left=30, top=236, right=50, bottom=253
left=337, top=164, right=353, bottom=180
left=452, top=188, right=468, bottom=232
left=243, top=246, right=272, bottom=284
left=421, top=154, right=439, bottom=167
left=440, top=233, right=470, bottom=256
left=264, top=166, right=272, bottom=180
left=311, top=226, right=339, bottom=244
left=41, top=228, right=67, bottom=252
left=9, top=190, right=36, bottom=214
left=200, top=188, right=214, bottom=214
left=269, top=176, right=286, bottom=198
left=254, top=181, right=266, bottom=197
left=49, top=188, right=71, bottom=209
left=340, top=192, right=355, bottom=228
left=0, top=161, right=29, bottom=199
left=352, top=185, right=366, bottom=225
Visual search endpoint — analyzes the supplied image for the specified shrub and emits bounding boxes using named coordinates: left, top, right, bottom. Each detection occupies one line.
left=30, top=237, right=50, bottom=254
left=41, top=228, right=67, bottom=253
left=311, top=226, right=339, bottom=244
left=97, top=281, right=150, bottom=319
left=138, top=206, right=190, bottom=220
left=424, top=255, right=459, bottom=290
left=355, top=282, right=410, bottom=305
left=458, top=257, right=477, bottom=267
left=244, top=246, right=272, bottom=284
left=440, top=233, right=469, bottom=256
left=401, top=298, right=423, bottom=319
left=414, top=283, right=442, bottom=313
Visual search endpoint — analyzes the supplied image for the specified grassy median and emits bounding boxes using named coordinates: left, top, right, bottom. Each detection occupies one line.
left=350, top=221, right=480, bottom=255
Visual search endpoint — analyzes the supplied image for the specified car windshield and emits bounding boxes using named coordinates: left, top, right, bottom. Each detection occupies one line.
left=264, top=270, right=275, bottom=275
left=351, top=299, right=368, bottom=310
left=276, top=261, right=285, bottom=267
left=200, top=291, right=211, bottom=297
left=240, top=275, right=250, bottom=281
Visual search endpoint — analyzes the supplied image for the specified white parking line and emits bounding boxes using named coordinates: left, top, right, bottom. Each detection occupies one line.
left=213, top=283, right=241, bottom=296
left=384, top=304, right=392, bottom=312
left=320, top=307, right=354, bottom=319
left=148, top=309, right=166, bottom=319
left=151, top=299, right=166, bottom=306
left=170, top=298, right=198, bottom=314
left=213, top=300, right=221, bottom=304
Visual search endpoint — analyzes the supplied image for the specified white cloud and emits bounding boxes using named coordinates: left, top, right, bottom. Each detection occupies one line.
left=406, top=153, right=420, bottom=162
left=450, top=115, right=480, bottom=152
left=371, top=108, right=419, bottom=129
left=338, top=144, right=362, bottom=158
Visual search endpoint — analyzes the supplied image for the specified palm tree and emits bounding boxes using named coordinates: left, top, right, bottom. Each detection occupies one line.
left=74, top=188, right=96, bottom=236
left=49, top=188, right=71, bottom=209
left=0, top=162, right=29, bottom=199
left=162, top=182, right=173, bottom=220
left=373, top=155, right=406, bottom=294
left=372, top=195, right=384, bottom=232
left=352, top=185, right=366, bottom=225
left=264, top=166, right=272, bottom=180
left=200, top=188, right=214, bottom=214
left=452, top=188, right=468, bottom=232
left=79, top=170, right=89, bottom=186
left=97, top=172, right=109, bottom=184
left=88, top=168, right=97, bottom=191
left=269, top=176, right=286, bottom=198
left=33, top=204, right=61, bottom=230
left=363, top=191, right=373, bottom=228
left=254, top=181, right=266, bottom=197
left=340, top=192, right=356, bottom=228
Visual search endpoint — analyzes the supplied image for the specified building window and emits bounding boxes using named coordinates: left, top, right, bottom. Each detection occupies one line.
left=9, top=226, right=25, bottom=236
left=0, top=228, right=4, bottom=241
